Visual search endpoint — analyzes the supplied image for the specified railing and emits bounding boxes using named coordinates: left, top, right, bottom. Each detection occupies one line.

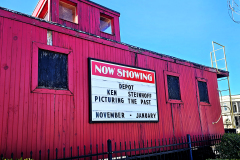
left=0, top=134, right=222, bottom=160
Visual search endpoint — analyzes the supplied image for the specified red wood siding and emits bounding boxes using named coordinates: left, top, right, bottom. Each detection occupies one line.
left=0, top=11, right=224, bottom=159
left=50, top=0, right=121, bottom=41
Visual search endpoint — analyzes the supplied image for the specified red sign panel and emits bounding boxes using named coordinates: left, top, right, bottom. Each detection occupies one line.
left=91, top=60, right=155, bottom=84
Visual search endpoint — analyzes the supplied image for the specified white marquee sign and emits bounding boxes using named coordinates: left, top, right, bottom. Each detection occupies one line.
left=89, top=58, right=159, bottom=122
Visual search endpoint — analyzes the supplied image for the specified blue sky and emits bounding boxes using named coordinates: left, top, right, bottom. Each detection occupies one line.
left=1, top=0, right=239, bottom=95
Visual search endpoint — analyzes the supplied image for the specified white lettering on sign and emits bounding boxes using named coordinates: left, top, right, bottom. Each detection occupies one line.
left=95, top=65, right=115, bottom=75
left=89, top=59, right=158, bottom=122
left=94, top=64, right=153, bottom=82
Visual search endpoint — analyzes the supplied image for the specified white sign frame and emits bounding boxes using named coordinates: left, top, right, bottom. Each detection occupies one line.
left=89, top=58, right=159, bottom=123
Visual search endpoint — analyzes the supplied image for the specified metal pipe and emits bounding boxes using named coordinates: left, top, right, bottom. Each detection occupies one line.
left=213, top=41, right=225, bottom=47
left=210, top=52, right=213, bottom=67
left=212, top=41, right=218, bottom=71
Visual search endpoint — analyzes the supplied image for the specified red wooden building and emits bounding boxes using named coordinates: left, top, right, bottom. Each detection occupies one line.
left=0, top=0, right=227, bottom=159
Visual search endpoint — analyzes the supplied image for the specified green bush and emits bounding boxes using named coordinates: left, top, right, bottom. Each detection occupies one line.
left=216, top=133, right=240, bottom=159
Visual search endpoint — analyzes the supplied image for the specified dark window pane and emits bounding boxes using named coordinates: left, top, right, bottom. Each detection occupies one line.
left=38, top=49, right=68, bottom=90
left=235, top=117, right=239, bottom=126
left=198, top=81, right=209, bottom=103
left=167, top=75, right=181, bottom=100
left=233, top=104, right=237, bottom=113
left=238, top=102, right=240, bottom=113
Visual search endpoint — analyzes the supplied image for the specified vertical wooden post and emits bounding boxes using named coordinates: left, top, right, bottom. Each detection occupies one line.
left=187, top=134, right=193, bottom=160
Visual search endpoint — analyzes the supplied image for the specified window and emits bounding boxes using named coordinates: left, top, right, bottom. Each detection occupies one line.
left=233, top=104, right=237, bottom=113
left=225, top=118, right=231, bottom=124
left=38, top=49, right=68, bottom=89
left=59, top=0, right=78, bottom=23
left=235, top=117, right=239, bottom=126
left=196, top=78, right=210, bottom=105
left=167, top=75, right=181, bottom=100
left=198, top=81, right=209, bottom=103
left=238, top=102, right=240, bottom=113
left=222, top=103, right=228, bottom=111
left=100, top=14, right=113, bottom=34
left=32, top=42, right=73, bottom=95
left=164, top=71, right=182, bottom=103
